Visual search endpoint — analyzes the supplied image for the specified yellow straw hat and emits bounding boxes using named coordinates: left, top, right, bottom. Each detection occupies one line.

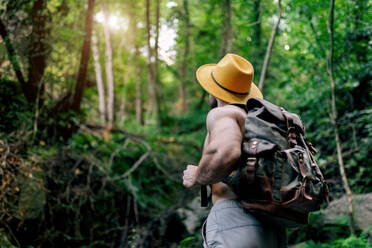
left=196, top=53, right=263, bottom=104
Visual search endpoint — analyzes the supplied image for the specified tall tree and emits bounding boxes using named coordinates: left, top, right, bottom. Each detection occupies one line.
left=71, top=0, right=95, bottom=112
left=128, top=2, right=144, bottom=125
left=327, top=0, right=356, bottom=235
left=178, top=0, right=190, bottom=112
left=258, top=0, right=282, bottom=91
left=26, top=0, right=51, bottom=105
left=134, top=20, right=144, bottom=125
left=0, top=19, right=27, bottom=91
left=154, top=0, right=160, bottom=82
left=219, top=0, right=232, bottom=58
left=252, top=0, right=261, bottom=48
left=0, top=0, right=51, bottom=105
left=251, top=0, right=263, bottom=72
left=350, top=0, right=371, bottom=110
left=135, top=46, right=144, bottom=125
left=145, top=0, right=160, bottom=125
left=91, top=30, right=106, bottom=124
left=102, top=2, right=115, bottom=127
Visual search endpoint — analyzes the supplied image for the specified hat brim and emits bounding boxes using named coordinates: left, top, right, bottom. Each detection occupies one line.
left=196, top=64, right=263, bottom=104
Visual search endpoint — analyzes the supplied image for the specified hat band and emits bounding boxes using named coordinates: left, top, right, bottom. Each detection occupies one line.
left=211, top=71, right=249, bottom=96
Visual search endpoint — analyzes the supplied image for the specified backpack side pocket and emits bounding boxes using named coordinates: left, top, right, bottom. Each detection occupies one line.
left=280, top=147, right=323, bottom=213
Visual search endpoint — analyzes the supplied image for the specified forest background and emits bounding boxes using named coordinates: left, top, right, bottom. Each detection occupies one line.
left=0, top=0, right=371, bottom=247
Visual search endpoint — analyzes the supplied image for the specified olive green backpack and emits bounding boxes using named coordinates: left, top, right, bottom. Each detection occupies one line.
left=223, top=98, right=329, bottom=227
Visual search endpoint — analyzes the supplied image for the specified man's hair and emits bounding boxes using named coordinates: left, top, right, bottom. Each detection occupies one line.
left=209, top=95, right=218, bottom=109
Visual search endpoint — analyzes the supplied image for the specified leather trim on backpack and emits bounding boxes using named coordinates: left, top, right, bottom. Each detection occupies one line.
left=240, top=200, right=308, bottom=225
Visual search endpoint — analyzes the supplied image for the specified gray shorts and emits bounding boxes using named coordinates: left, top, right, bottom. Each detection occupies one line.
left=202, top=199, right=287, bottom=248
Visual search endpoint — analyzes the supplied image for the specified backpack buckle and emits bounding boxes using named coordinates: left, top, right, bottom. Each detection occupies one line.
left=247, top=157, right=257, bottom=166
left=244, top=157, right=257, bottom=184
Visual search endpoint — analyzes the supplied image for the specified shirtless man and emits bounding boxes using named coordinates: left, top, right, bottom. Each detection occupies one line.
left=182, top=54, right=287, bottom=248
left=182, top=97, right=243, bottom=204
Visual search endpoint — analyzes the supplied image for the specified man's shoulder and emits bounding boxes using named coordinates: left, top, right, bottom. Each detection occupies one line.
left=206, top=105, right=246, bottom=131
left=207, top=105, right=246, bottom=120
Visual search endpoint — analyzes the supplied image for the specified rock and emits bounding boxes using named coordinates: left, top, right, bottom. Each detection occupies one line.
left=177, top=195, right=209, bottom=233
left=289, top=242, right=307, bottom=248
left=319, top=193, right=372, bottom=231
left=18, top=177, right=46, bottom=220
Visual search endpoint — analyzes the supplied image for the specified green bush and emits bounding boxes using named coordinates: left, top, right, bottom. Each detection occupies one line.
left=301, top=235, right=371, bottom=248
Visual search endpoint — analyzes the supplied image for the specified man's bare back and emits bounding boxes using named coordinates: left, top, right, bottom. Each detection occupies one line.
left=183, top=103, right=246, bottom=205
left=208, top=105, right=247, bottom=204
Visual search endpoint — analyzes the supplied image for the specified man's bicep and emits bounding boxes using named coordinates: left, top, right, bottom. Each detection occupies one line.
left=208, top=115, right=242, bottom=150
left=202, top=133, right=210, bottom=153
left=197, top=110, right=243, bottom=183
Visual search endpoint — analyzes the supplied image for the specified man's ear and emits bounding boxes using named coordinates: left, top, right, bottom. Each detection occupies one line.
left=209, top=95, right=217, bottom=109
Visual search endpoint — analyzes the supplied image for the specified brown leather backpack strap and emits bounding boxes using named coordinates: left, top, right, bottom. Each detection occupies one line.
left=284, top=150, right=299, bottom=173
left=280, top=107, right=297, bottom=147
left=244, top=140, right=258, bottom=184
left=222, top=140, right=258, bottom=196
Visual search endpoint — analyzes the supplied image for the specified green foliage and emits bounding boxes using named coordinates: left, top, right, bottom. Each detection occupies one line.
left=288, top=211, right=351, bottom=245
left=0, top=129, right=193, bottom=246
left=178, top=236, right=197, bottom=248
left=0, top=0, right=371, bottom=247
left=178, top=232, right=203, bottom=248
left=300, top=235, right=371, bottom=248
left=0, top=232, right=17, bottom=248
left=0, top=78, right=32, bottom=134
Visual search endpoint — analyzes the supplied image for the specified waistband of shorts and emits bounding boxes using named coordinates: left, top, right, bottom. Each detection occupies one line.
left=210, top=199, right=241, bottom=212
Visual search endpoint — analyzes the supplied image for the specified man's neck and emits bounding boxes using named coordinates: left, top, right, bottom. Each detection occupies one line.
left=217, top=99, right=228, bottom=107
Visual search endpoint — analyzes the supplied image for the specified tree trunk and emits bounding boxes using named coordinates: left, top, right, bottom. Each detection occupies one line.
left=118, top=94, right=126, bottom=124
left=328, top=0, right=356, bottom=235
left=350, top=0, right=371, bottom=110
left=128, top=5, right=143, bottom=126
left=91, top=30, right=106, bottom=124
left=145, top=0, right=160, bottom=125
left=0, top=0, right=50, bottom=106
left=26, top=0, right=50, bottom=106
left=252, top=0, right=261, bottom=48
left=258, top=0, right=282, bottom=91
left=154, top=0, right=160, bottom=82
left=102, top=2, right=115, bottom=127
left=178, top=0, right=190, bottom=112
left=135, top=46, right=144, bottom=125
left=219, top=0, right=232, bottom=58
left=71, top=0, right=95, bottom=112
left=0, top=19, right=27, bottom=90
left=252, top=0, right=263, bottom=72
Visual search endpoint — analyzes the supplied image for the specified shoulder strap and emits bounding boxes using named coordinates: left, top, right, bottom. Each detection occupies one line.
left=201, top=185, right=208, bottom=207
left=229, top=103, right=248, bottom=112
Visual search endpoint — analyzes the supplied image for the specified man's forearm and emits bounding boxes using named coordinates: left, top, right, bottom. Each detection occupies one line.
left=195, top=149, right=232, bottom=185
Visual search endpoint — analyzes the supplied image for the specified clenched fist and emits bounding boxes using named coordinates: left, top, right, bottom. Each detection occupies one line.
left=182, top=165, right=200, bottom=189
